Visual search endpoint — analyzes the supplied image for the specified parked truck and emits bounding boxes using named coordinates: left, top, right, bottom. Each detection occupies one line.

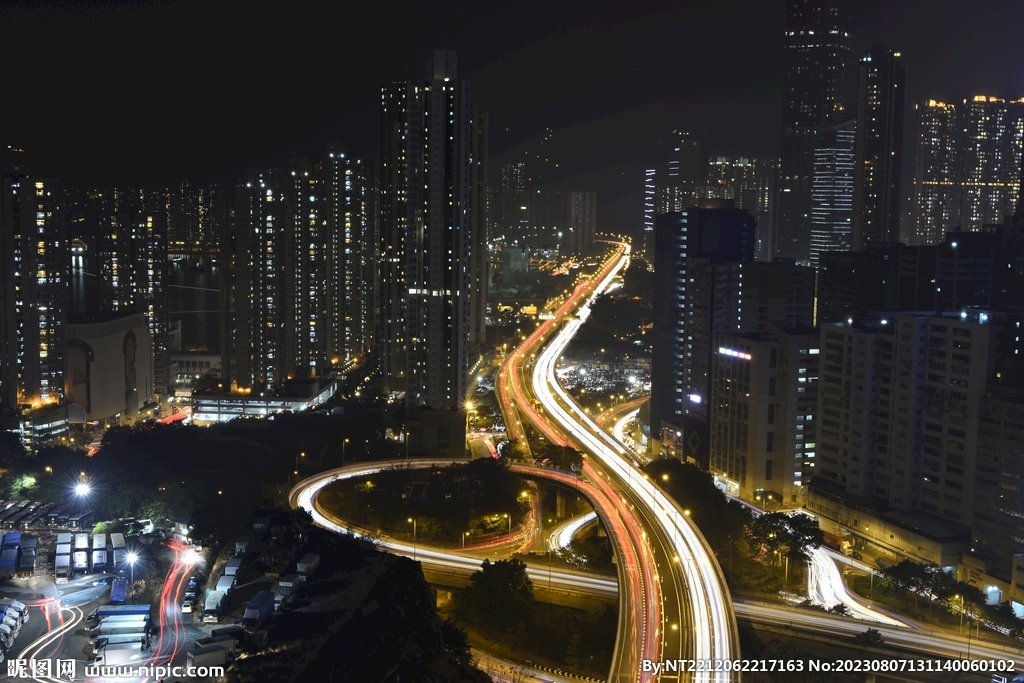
left=56, top=532, right=72, bottom=546
left=55, top=555, right=71, bottom=584
left=92, top=534, right=106, bottom=552
left=0, top=549, right=18, bottom=579
left=88, top=603, right=151, bottom=625
left=92, top=642, right=145, bottom=666
left=202, top=591, right=225, bottom=623
left=241, top=591, right=274, bottom=632
left=74, top=533, right=89, bottom=551
left=223, top=558, right=242, bottom=577
left=2, top=613, right=20, bottom=637
left=0, top=599, right=29, bottom=625
left=113, top=548, right=129, bottom=573
left=215, top=574, right=234, bottom=594
left=109, top=577, right=128, bottom=605
left=195, top=634, right=241, bottom=655
left=296, top=553, right=319, bottom=579
left=4, top=532, right=21, bottom=549
left=73, top=551, right=88, bottom=575
left=55, top=543, right=71, bottom=557
left=277, top=574, right=299, bottom=598
left=91, top=550, right=108, bottom=574
left=210, top=624, right=245, bottom=641
left=17, top=555, right=33, bottom=578
left=252, top=517, right=269, bottom=537
left=94, top=632, right=150, bottom=650
left=235, top=536, right=249, bottom=556
left=20, top=537, right=37, bottom=556
left=188, top=644, right=230, bottom=668
left=109, top=532, right=126, bottom=551
left=92, top=620, right=149, bottom=639
left=94, top=614, right=150, bottom=630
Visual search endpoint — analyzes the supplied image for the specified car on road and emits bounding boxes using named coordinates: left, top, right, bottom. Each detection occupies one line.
left=187, top=575, right=199, bottom=589
left=181, top=599, right=194, bottom=614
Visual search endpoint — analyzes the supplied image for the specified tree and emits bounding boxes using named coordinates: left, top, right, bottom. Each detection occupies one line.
left=747, top=512, right=822, bottom=561
left=851, top=628, right=885, bottom=647
left=440, top=617, right=472, bottom=668
left=455, top=558, right=535, bottom=633
left=564, top=632, right=583, bottom=668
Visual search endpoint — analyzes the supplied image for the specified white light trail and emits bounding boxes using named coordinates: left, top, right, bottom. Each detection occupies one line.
left=530, top=244, right=739, bottom=682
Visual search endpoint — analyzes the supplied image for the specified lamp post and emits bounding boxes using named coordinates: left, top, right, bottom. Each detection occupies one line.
left=408, top=518, right=417, bottom=560
left=342, top=438, right=350, bottom=468
left=126, top=552, right=137, bottom=605
left=462, top=531, right=467, bottom=549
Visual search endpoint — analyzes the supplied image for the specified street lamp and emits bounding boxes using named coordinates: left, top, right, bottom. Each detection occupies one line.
left=408, top=518, right=417, bottom=560
left=126, top=552, right=137, bottom=605
left=462, top=531, right=468, bottom=549
left=342, top=438, right=350, bottom=468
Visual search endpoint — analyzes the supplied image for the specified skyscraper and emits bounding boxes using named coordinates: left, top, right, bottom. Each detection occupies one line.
left=655, top=131, right=701, bottom=214
left=960, top=96, right=1024, bottom=231
left=380, top=50, right=479, bottom=410
left=706, top=155, right=777, bottom=261
left=643, top=168, right=655, bottom=260
left=1, top=168, right=67, bottom=409
left=776, top=0, right=855, bottom=264
left=651, top=202, right=756, bottom=446
left=97, top=188, right=169, bottom=397
left=809, top=119, right=856, bottom=265
left=322, top=143, right=376, bottom=366
left=852, top=44, right=906, bottom=250
left=911, top=100, right=961, bottom=245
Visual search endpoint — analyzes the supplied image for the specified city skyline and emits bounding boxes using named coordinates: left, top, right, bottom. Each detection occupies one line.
left=5, top=1, right=1024, bottom=231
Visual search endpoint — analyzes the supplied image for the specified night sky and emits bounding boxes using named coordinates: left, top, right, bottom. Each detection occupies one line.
left=5, top=0, right=1024, bottom=230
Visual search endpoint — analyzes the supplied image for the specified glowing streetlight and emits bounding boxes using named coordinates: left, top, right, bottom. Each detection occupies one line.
left=126, top=552, right=138, bottom=604
left=75, top=483, right=90, bottom=497
left=408, top=518, right=417, bottom=560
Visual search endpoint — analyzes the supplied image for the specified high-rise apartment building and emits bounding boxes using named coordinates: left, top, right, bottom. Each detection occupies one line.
left=683, top=260, right=815, bottom=425
left=380, top=50, right=480, bottom=410
left=817, top=310, right=1023, bottom=518
left=322, top=143, right=377, bottom=365
left=911, top=100, right=960, bottom=245
left=469, top=107, right=490, bottom=349
left=650, top=202, right=756, bottom=444
left=961, top=96, right=1024, bottom=231
left=1, top=170, right=68, bottom=409
left=97, top=188, right=169, bottom=397
left=710, top=324, right=819, bottom=505
left=643, top=169, right=656, bottom=260
left=810, top=119, right=856, bottom=265
left=655, top=131, right=701, bottom=215
left=706, top=155, right=777, bottom=261
left=776, top=0, right=855, bottom=264
left=852, top=44, right=905, bottom=250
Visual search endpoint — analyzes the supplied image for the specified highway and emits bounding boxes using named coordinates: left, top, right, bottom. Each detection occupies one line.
left=525, top=242, right=739, bottom=683
left=547, top=512, right=598, bottom=552
left=290, top=462, right=1024, bottom=673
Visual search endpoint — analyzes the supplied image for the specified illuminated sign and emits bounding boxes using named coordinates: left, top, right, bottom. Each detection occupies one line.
left=718, top=347, right=752, bottom=360
left=688, top=393, right=702, bottom=404
left=538, top=313, right=556, bottom=320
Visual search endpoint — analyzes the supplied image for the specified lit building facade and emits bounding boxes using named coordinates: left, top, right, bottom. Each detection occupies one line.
left=960, top=96, right=1024, bottom=231
left=710, top=325, right=819, bottom=506
left=1, top=171, right=68, bottom=409
left=852, top=44, right=905, bottom=250
left=650, top=203, right=756, bottom=451
left=809, top=119, right=856, bottom=265
left=911, top=100, right=960, bottom=245
left=97, top=188, right=169, bottom=397
left=707, top=155, right=777, bottom=262
left=380, top=50, right=477, bottom=410
left=776, top=0, right=855, bottom=264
